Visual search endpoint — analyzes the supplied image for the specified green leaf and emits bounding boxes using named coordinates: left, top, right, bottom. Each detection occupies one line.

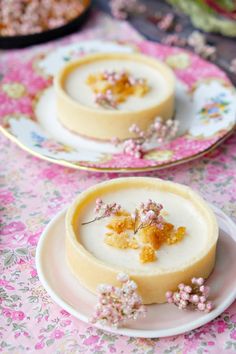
left=10, top=295, right=21, bottom=301
left=4, top=253, right=15, bottom=267
left=7, top=317, right=12, bottom=325
left=15, top=248, right=28, bottom=256
left=13, top=323, right=20, bottom=331
left=46, top=339, right=54, bottom=346
left=1, top=341, right=8, bottom=348
left=28, top=296, right=38, bottom=303
left=0, top=249, right=11, bottom=255
left=101, top=334, right=116, bottom=342
left=225, top=341, right=232, bottom=349
left=45, top=324, right=55, bottom=332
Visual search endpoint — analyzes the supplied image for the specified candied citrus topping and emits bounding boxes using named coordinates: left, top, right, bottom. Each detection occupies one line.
left=139, top=222, right=174, bottom=250
left=129, top=237, right=139, bottom=249
left=107, top=215, right=134, bottom=234
left=86, top=70, right=149, bottom=107
left=166, top=226, right=187, bottom=245
left=104, top=232, right=130, bottom=249
left=139, top=245, right=157, bottom=263
left=116, top=210, right=130, bottom=217
left=100, top=202, right=186, bottom=264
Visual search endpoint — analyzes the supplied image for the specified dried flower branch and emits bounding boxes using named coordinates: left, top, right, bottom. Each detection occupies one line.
left=109, top=0, right=146, bottom=20
left=87, top=69, right=149, bottom=110
left=187, top=31, right=216, bottom=60
left=166, top=277, right=213, bottom=312
left=112, top=117, right=179, bottom=159
left=82, top=198, right=121, bottom=225
left=134, top=199, right=164, bottom=234
left=91, top=272, right=146, bottom=327
left=95, top=91, right=118, bottom=110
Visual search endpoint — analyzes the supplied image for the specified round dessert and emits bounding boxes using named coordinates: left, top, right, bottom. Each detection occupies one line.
left=55, top=53, right=175, bottom=141
left=66, top=177, right=219, bottom=304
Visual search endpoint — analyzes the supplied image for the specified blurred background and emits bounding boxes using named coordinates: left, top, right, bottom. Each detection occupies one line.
left=0, top=0, right=235, bottom=84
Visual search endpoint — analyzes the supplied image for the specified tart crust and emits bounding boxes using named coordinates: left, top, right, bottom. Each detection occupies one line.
left=65, top=177, right=219, bottom=304
left=55, top=53, right=175, bottom=141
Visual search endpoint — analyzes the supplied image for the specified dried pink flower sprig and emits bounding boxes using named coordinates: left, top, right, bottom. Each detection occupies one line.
left=110, top=0, right=146, bottom=20
left=113, top=117, right=179, bottom=159
left=82, top=198, right=165, bottom=234
left=134, top=199, right=164, bottom=234
left=0, top=0, right=85, bottom=36
left=103, top=69, right=144, bottom=86
left=95, top=91, right=118, bottom=110
left=82, top=198, right=121, bottom=225
left=187, top=32, right=216, bottom=60
left=91, top=272, right=146, bottom=327
left=166, top=277, right=213, bottom=312
left=94, top=70, right=147, bottom=109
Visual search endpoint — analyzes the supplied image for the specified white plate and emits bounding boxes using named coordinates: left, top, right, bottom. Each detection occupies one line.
left=36, top=205, right=236, bottom=338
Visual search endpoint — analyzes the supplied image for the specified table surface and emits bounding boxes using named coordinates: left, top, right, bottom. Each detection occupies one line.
left=0, top=9, right=236, bottom=354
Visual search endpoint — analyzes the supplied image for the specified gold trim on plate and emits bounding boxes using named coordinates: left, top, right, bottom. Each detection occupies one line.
left=0, top=124, right=235, bottom=173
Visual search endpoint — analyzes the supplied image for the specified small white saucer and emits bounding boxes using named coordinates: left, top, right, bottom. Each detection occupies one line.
left=36, top=205, right=236, bottom=338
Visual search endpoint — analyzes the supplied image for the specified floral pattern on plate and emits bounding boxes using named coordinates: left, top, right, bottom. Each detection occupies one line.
left=0, top=40, right=235, bottom=172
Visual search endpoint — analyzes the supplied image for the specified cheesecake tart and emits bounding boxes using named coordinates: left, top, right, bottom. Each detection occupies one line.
left=65, top=177, right=219, bottom=304
left=55, top=53, right=175, bottom=141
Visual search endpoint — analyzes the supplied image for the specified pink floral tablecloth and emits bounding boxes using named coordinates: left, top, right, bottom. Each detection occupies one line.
left=0, top=11, right=236, bottom=354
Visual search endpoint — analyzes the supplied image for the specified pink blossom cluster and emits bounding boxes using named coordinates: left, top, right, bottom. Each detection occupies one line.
left=150, top=117, right=179, bottom=143
left=94, top=198, right=121, bottom=217
left=137, top=199, right=164, bottom=231
left=0, top=0, right=85, bottom=36
left=109, top=0, right=146, bottom=20
left=91, top=273, right=146, bottom=327
left=166, top=277, right=213, bottom=312
left=158, top=13, right=175, bottom=32
left=82, top=198, right=121, bottom=225
left=103, top=69, right=126, bottom=84
left=187, top=32, right=216, bottom=60
left=113, top=117, right=179, bottom=159
left=94, top=70, right=145, bottom=109
left=162, top=34, right=187, bottom=46
left=95, top=91, right=117, bottom=109
left=123, top=139, right=144, bottom=159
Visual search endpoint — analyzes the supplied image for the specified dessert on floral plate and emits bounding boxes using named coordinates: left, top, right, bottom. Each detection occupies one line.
left=0, top=40, right=236, bottom=172
left=55, top=53, right=175, bottom=140
left=66, top=177, right=218, bottom=305
left=36, top=177, right=236, bottom=337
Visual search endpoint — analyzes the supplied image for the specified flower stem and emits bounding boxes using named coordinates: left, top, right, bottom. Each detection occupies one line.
left=81, top=215, right=104, bottom=226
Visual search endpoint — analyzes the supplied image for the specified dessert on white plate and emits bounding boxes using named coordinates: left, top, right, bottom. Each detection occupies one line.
left=65, top=177, right=219, bottom=304
left=55, top=53, right=175, bottom=141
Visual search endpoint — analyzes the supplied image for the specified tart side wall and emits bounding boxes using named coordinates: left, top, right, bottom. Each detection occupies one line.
left=65, top=232, right=217, bottom=304
left=54, top=53, right=175, bottom=140
left=65, top=177, right=218, bottom=304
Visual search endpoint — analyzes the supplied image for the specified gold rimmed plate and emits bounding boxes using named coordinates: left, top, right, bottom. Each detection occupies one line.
left=0, top=40, right=235, bottom=172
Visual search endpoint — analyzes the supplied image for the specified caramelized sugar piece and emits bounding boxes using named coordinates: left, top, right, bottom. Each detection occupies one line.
left=116, top=210, right=130, bottom=217
left=107, top=215, right=134, bottom=234
left=166, top=226, right=186, bottom=245
left=103, top=208, right=186, bottom=263
left=105, top=232, right=130, bottom=249
left=139, top=245, right=157, bottom=263
left=139, top=222, right=174, bottom=250
left=129, top=237, right=139, bottom=249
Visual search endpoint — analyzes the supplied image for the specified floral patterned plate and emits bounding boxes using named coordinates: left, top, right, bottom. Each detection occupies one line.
left=36, top=205, right=236, bottom=338
left=0, top=40, right=235, bottom=172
